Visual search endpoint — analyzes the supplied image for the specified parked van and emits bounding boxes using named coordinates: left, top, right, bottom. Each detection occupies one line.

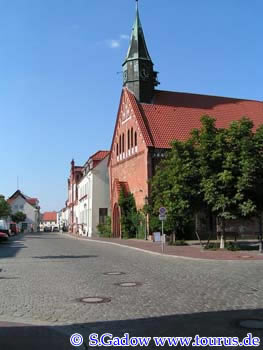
left=0, top=219, right=10, bottom=236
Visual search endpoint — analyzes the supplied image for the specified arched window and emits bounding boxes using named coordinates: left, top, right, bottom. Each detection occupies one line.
left=128, top=129, right=130, bottom=150
left=135, top=131, right=137, bottom=146
left=122, top=133, right=125, bottom=153
left=119, top=135, right=121, bottom=154
left=131, top=127, right=134, bottom=148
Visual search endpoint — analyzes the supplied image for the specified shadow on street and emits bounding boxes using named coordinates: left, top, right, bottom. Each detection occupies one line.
left=0, top=308, right=263, bottom=349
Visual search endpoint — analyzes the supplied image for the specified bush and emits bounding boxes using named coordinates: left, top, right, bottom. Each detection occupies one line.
left=225, top=241, right=240, bottom=251
left=118, top=190, right=137, bottom=238
left=97, top=216, right=112, bottom=238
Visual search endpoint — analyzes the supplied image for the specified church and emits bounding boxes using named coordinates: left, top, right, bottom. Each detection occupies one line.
left=108, top=3, right=263, bottom=238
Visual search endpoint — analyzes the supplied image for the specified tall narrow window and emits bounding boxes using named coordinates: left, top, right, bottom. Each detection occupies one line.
left=117, top=143, right=119, bottom=156
left=122, top=133, right=125, bottom=153
left=99, top=208, right=108, bottom=224
left=128, top=130, right=130, bottom=149
left=119, top=135, right=121, bottom=154
left=135, top=131, right=137, bottom=146
left=131, top=127, right=134, bottom=147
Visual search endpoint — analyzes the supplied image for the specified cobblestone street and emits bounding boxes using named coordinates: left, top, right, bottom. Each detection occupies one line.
left=0, top=232, right=263, bottom=349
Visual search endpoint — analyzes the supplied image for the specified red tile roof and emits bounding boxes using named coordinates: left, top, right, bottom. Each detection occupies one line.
left=27, top=198, right=38, bottom=205
left=7, top=190, right=39, bottom=207
left=42, top=212, right=57, bottom=222
left=126, top=89, right=263, bottom=149
left=90, top=151, right=110, bottom=161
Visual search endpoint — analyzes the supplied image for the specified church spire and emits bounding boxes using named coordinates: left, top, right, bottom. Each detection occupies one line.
left=122, top=1, right=159, bottom=103
left=125, top=0, right=152, bottom=62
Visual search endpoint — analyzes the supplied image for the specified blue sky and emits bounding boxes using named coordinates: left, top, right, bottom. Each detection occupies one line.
left=1, top=0, right=263, bottom=211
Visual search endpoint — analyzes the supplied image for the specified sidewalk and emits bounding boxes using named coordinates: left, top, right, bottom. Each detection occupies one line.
left=66, top=234, right=263, bottom=261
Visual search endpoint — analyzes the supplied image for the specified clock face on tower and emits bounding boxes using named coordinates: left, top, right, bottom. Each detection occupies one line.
left=123, top=70, right=128, bottom=83
left=140, top=64, right=150, bottom=80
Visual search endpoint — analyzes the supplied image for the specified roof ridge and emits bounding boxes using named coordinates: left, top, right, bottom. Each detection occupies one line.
left=154, top=89, right=263, bottom=103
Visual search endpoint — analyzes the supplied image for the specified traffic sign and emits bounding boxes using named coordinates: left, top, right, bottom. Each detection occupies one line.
left=159, top=214, right=167, bottom=221
left=159, top=207, right=167, bottom=215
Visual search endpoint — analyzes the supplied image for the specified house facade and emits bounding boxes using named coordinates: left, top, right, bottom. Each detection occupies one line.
left=7, top=190, right=40, bottom=232
left=66, top=151, right=110, bottom=236
left=40, top=211, right=57, bottom=230
left=108, top=4, right=263, bottom=238
left=67, top=160, right=84, bottom=233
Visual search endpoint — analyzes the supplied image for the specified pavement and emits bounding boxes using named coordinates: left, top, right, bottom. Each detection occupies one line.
left=69, top=234, right=263, bottom=261
left=0, top=232, right=262, bottom=349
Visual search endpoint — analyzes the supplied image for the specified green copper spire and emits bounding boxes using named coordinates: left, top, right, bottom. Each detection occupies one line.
left=122, top=1, right=159, bottom=103
left=125, top=1, right=152, bottom=62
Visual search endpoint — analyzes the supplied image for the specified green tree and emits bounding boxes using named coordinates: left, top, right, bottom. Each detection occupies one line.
left=150, top=138, right=201, bottom=240
left=118, top=190, right=137, bottom=238
left=249, top=124, right=263, bottom=252
left=196, top=116, right=258, bottom=248
left=149, top=115, right=263, bottom=249
left=0, top=195, right=11, bottom=218
left=11, top=211, right=27, bottom=223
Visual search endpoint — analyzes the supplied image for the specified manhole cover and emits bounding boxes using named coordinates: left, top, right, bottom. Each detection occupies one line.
left=239, top=319, right=263, bottom=329
left=78, top=297, right=111, bottom=304
left=115, top=282, right=142, bottom=287
left=103, top=272, right=126, bottom=276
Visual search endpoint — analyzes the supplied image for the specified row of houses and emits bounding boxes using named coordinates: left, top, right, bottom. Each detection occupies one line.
left=2, top=191, right=60, bottom=233
left=60, top=4, right=263, bottom=239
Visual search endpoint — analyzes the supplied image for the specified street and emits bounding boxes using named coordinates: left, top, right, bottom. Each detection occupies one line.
left=0, top=232, right=262, bottom=349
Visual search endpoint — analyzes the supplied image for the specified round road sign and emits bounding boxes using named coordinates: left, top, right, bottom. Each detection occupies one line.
left=159, top=207, right=167, bottom=215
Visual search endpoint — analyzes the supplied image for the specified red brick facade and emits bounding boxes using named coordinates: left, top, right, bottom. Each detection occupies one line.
left=109, top=90, right=151, bottom=237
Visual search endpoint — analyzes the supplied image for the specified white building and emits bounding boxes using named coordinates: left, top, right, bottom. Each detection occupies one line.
left=40, top=212, right=57, bottom=230
left=69, top=151, right=110, bottom=237
left=7, top=190, right=40, bottom=232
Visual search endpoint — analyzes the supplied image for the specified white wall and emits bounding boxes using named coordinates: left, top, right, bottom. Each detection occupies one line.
left=10, top=195, right=39, bottom=231
left=91, top=156, right=110, bottom=236
left=75, top=156, right=109, bottom=237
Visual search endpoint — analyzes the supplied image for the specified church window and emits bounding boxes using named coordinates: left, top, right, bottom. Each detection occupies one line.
left=128, top=130, right=130, bottom=149
left=122, top=133, right=125, bottom=153
left=117, top=143, right=119, bottom=156
left=135, top=131, right=137, bottom=146
left=119, top=135, right=122, bottom=153
left=131, top=127, right=134, bottom=147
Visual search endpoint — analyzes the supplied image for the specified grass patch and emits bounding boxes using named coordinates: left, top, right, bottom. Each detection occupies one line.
left=204, top=242, right=220, bottom=250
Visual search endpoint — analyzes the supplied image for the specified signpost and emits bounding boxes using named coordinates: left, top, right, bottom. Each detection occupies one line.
left=159, top=207, right=167, bottom=253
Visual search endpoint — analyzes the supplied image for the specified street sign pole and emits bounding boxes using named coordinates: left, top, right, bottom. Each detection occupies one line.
left=159, top=207, right=167, bottom=254
left=161, top=220, right=164, bottom=253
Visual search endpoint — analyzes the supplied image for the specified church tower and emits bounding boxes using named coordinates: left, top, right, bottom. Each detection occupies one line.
left=122, top=1, right=159, bottom=103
